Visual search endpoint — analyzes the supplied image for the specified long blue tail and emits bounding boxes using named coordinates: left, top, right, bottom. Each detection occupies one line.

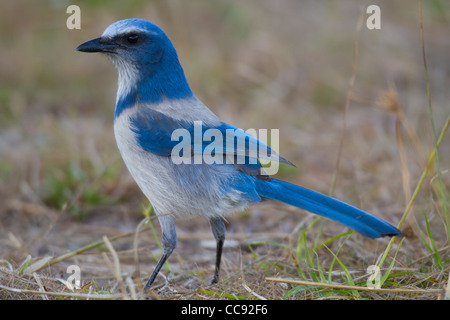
left=254, top=178, right=401, bottom=238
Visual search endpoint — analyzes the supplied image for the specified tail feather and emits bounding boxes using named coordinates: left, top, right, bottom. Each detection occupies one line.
left=254, top=178, right=401, bottom=238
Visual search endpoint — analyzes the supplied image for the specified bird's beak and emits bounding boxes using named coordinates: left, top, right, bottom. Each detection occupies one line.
left=76, top=37, right=117, bottom=53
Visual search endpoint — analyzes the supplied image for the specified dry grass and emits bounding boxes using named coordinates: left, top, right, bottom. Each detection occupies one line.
left=0, top=1, right=449, bottom=300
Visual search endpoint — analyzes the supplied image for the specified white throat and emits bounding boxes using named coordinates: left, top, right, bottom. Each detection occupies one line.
left=107, top=54, right=139, bottom=103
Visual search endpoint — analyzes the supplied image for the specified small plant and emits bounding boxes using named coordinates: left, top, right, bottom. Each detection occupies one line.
left=41, top=161, right=116, bottom=220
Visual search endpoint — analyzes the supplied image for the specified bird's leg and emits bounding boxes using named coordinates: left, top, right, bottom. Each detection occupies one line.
left=144, top=215, right=177, bottom=289
left=209, top=217, right=226, bottom=285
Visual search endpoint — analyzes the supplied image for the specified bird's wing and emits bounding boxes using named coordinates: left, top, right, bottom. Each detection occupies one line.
left=213, top=122, right=295, bottom=166
left=129, top=107, right=294, bottom=178
left=129, top=107, right=188, bottom=156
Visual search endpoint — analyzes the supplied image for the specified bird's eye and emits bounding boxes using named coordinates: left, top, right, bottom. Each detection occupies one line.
left=127, top=34, right=139, bottom=44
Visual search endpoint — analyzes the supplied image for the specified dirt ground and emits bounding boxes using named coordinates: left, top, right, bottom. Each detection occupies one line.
left=0, top=1, right=449, bottom=299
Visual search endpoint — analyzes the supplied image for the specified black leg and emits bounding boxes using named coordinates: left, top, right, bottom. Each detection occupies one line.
left=144, top=215, right=177, bottom=289
left=209, top=217, right=226, bottom=285
left=144, top=249, right=173, bottom=289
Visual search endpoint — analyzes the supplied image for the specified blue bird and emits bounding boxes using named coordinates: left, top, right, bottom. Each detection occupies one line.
left=76, top=18, right=401, bottom=289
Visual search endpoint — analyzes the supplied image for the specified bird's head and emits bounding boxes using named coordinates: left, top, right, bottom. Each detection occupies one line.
left=76, top=18, right=173, bottom=71
left=76, top=19, right=192, bottom=105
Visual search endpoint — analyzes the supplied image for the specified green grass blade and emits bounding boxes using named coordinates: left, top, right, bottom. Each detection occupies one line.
left=380, top=237, right=404, bottom=287
left=423, top=211, right=444, bottom=269
left=324, top=243, right=360, bottom=298
left=419, top=0, right=449, bottom=241
left=377, top=115, right=450, bottom=271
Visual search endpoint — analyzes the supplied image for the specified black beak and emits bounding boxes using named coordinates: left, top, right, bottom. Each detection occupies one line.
left=76, top=37, right=117, bottom=53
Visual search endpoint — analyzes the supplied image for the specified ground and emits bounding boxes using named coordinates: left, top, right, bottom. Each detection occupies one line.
left=0, top=0, right=449, bottom=300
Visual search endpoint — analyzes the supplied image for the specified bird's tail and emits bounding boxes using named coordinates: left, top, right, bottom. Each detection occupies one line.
left=254, top=178, right=401, bottom=238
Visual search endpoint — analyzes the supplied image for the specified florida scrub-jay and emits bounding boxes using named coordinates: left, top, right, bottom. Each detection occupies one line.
left=76, top=19, right=401, bottom=289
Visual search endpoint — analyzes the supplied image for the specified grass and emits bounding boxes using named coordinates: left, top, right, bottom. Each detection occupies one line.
left=420, top=0, right=449, bottom=241
left=0, top=0, right=449, bottom=300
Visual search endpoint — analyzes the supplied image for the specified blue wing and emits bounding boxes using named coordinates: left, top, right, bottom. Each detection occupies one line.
left=129, top=108, right=294, bottom=178
left=129, top=107, right=190, bottom=156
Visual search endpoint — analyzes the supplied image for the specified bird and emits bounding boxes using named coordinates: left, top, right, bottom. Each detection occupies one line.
left=76, top=18, right=401, bottom=289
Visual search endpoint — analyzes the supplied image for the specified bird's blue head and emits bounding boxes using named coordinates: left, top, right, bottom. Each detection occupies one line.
left=76, top=19, right=193, bottom=118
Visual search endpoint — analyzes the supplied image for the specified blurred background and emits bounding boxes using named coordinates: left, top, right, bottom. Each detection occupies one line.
left=0, top=0, right=449, bottom=298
